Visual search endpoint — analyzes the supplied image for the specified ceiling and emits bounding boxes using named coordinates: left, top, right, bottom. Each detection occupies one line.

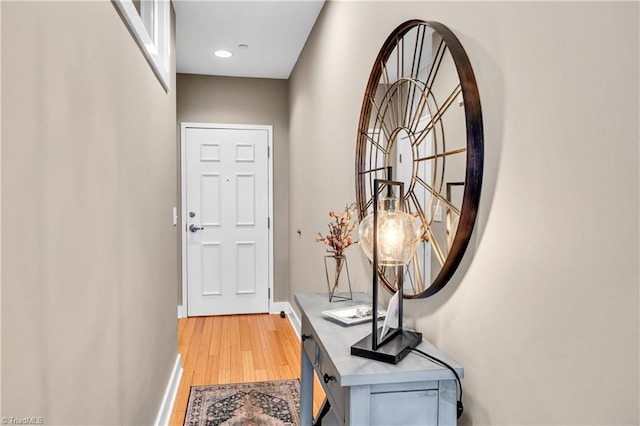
left=173, top=0, right=325, bottom=79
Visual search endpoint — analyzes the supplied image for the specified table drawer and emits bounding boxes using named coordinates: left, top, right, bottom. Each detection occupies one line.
left=315, top=343, right=346, bottom=424
left=370, top=388, right=438, bottom=425
left=300, top=316, right=316, bottom=364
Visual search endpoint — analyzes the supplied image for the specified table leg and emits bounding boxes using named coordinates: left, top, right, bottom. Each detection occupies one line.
left=313, top=398, right=331, bottom=426
left=300, top=343, right=314, bottom=426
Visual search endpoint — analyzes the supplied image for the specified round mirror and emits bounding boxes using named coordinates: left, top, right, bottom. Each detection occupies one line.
left=355, top=20, right=484, bottom=298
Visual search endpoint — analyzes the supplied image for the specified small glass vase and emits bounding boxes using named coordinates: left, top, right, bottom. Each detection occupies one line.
left=324, top=254, right=352, bottom=302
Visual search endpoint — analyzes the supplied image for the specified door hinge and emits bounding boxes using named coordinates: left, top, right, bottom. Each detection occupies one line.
left=268, top=217, right=271, bottom=228
left=268, top=288, right=271, bottom=299
left=267, top=145, right=270, bottom=158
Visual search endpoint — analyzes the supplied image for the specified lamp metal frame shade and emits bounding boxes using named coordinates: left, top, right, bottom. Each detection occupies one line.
left=351, top=177, right=422, bottom=364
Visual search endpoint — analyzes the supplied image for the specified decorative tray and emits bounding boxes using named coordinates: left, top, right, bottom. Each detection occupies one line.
left=322, top=304, right=386, bottom=326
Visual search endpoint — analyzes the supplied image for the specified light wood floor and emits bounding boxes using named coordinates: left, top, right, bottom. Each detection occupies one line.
left=169, top=314, right=325, bottom=425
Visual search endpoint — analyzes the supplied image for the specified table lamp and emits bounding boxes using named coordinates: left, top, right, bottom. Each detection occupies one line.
left=351, top=167, right=423, bottom=364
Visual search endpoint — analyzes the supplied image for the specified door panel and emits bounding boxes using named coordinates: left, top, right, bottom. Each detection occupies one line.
left=236, top=242, right=256, bottom=294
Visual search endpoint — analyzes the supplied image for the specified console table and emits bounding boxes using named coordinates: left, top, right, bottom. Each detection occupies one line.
left=295, top=292, right=463, bottom=426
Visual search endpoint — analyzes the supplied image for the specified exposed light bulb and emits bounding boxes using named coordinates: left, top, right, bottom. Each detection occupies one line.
left=379, top=217, right=404, bottom=256
left=358, top=199, right=423, bottom=267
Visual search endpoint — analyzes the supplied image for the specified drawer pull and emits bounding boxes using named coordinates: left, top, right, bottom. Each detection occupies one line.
left=323, top=373, right=335, bottom=384
left=302, top=334, right=312, bottom=341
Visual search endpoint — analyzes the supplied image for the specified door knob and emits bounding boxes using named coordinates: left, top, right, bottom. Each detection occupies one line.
left=189, top=224, right=204, bottom=233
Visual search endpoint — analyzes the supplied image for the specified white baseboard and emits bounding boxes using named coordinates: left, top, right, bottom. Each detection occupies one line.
left=177, top=305, right=186, bottom=318
left=286, top=304, right=301, bottom=339
left=154, top=353, right=183, bottom=426
left=269, top=301, right=290, bottom=315
left=180, top=302, right=289, bottom=319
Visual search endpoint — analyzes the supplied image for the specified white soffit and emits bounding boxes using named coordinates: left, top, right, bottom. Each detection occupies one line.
left=173, top=0, right=325, bottom=79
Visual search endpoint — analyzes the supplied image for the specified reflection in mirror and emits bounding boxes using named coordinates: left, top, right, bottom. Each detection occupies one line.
left=355, top=20, right=483, bottom=298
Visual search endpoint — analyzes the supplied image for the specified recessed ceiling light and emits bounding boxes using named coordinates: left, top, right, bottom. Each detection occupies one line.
left=214, top=50, right=233, bottom=58
left=238, top=44, right=249, bottom=49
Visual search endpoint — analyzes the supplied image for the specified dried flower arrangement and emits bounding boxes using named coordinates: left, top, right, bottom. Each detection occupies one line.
left=315, top=203, right=358, bottom=257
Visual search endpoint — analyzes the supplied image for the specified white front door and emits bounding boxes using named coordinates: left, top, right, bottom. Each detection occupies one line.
left=184, top=124, right=271, bottom=316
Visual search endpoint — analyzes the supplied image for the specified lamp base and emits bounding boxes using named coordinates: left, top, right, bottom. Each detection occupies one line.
left=351, top=328, right=422, bottom=364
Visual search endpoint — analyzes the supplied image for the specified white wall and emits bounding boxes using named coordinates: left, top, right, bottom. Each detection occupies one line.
left=289, top=1, right=639, bottom=424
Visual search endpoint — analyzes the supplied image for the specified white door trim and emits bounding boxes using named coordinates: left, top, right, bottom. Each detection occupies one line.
left=179, top=122, right=273, bottom=318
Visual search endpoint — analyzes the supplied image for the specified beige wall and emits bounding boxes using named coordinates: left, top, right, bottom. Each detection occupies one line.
left=0, top=2, right=3, bottom=416
left=289, top=1, right=639, bottom=425
left=176, top=74, right=290, bottom=302
left=1, top=2, right=178, bottom=425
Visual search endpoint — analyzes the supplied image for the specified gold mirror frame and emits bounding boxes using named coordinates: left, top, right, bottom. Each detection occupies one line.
left=355, top=20, right=484, bottom=298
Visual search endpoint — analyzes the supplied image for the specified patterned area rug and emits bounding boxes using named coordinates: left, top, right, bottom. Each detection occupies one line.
left=184, top=380, right=300, bottom=426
